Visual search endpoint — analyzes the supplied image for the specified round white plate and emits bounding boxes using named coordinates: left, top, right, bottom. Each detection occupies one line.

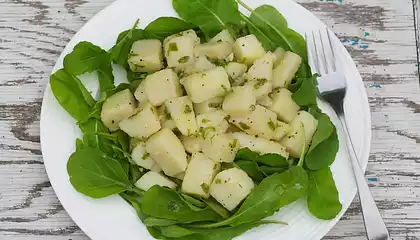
left=40, top=0, right=371, bottom=239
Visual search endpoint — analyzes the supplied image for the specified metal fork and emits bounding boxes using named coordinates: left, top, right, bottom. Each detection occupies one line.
left=306, top=29, right=390, bottom=240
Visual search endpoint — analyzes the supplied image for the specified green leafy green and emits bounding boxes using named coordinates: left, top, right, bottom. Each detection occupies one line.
left=161, top=225, right=196, bottom=238
left=305, top=128, right=339, bottom=170
left=308, top=111, right=334, bottom=151
left=67, top=147, right=133, bottom=198
left=292, top=74, right=318, bottom=106
left=259, top=165, right=287, bottom=176
left=63, top=41, right=109, bottom=75
left=120, top=191, right=146, bottom=220
left=235, top=148, right=289, bottom=167
left=202, top=198, right=231, bottom=219
left=173, top=0, right=241, bottom=38
left=79, top=118, right=114, bottom=155
left=126, top=71, right=149, bottom=83
left=178, top=193, right=207, bottom=211
left=145, top=17, right=196, bottom=40
left=50, top=69, right=95, bottom=121
left=193, top=166, right=308, bottom=228
left=141, top=186, right=220, bottom=223
left=144, top=217, right=180, bottom=227
left=307, top=168, right=342, bottom=220
left=235, top=160, right=263, bottom=182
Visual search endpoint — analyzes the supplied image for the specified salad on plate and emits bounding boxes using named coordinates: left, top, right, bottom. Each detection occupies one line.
left=50, top=0, right=342, bottom=239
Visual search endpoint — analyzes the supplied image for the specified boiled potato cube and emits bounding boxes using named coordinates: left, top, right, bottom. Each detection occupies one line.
left=164, top=35, right=195, bottom=69
left=232, top=132, right=289, bottom=158
left=182, top=67, right=231, bottom=103
left=273, top=47, right=286, bottom=67
left=146, top=128, right=188, bottom=177
left=233, top=35, right=265, bottom=66
left=157, top=105, right=177, bottom=131
left=101, top=89, right=136, bottom=131
left=119, top=102, right=161, bottom=138
left=201, top=132, right=239, bottom=163
left=194, top=42, right=233, bottom=60
left=131, top=142, right=159, bottom=170
left=180, top=135, right=203, bottom=154
left=229, top=105, right=277, bottom=140
left=273, top=51, right=302, bottom=88
left=144, top=69, right=183, bottom=106
left=184, top=55, right=215, bottom=75
left=135, top=172, right=177, bottom=191
left=222, top=85, right=256, bottom=116
left=245, top=78, right=273, bottom=100
left=272, top=121, right=291, bottom=141
left=196, top=110, right=229, bottom=133
left=225, top=62, right=247, bottom=80
left=193, top=97, right=224, bottom=115
left=128, top=39, right=164, bottom=73
left=210, top=168, right=254, bottom=211
left=269, top=88, right=299, bottom=123
left=246, top=52, right=276, bottom=81
left=209, top=29, right=235, bottom=44
left=257, top=95, right=273, bottom=107
left=134, top=80, right=148, bottom=104
left=280, top=111, right=318, bottom=158
left=182, top=153, right=221, bottom=198
left=164, top=29, right=200, bottom=46
left=165, top=96, right=198, bottom=136
left=174, top=172, right=185, bottom=180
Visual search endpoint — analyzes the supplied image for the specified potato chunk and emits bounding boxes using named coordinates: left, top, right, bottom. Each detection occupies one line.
left=225, top=62, right=247, bottom=81
left=273, top=47, right=286, bottom=67
left=246, top=52, right=276, bottom=81
left=268, top=88, right=300, bottom=123
left=273, top=51, right=302, bottom=88
left=233, top=35, right=265, bottom=66
left=280, top=111, right=318, bottom=158
left=119, top=102, right=161, bottom=138
left=101, top=89, right=136, bottom=131
left=135, top=172, right=177, bottom=191
left=209, top=29, right=235, bottom=44
left=210, top=168, right=254, bottom=211
left=181, top=67, right=231, bottom=103
left=196, top=110, right=229, bottom=133
left=194, top=42, right=233, bottom=60
left=272, top=121, right=291, bottom=141
left=128, top=39, right=164, bottom=73
left=144, top=69, right=183, bottom=106
left=222, top=85, right=256, bottom=116
left=165, top=96, right=198, bottom=136
left=229, top=105, right=277, bottom=140
left=134, top=80, right=148, bottom=104
left=131, top=142, right=161, bottom=171
left=232, top=132, right=289, bottom=158
left=193, top=97, right=224, bottom=115
left=164, top=29, right=200, bottom=45
left=146, top=128, right=188, bottom=177
left=180, top=135, right=203, bottom=154
left=182, top=153, right=221, bottom=198
left=157, top=105, right=177, bottom=131
left=164, top=35, right=195, bottom=69
left=201, top=132, right=239, bottom=163
left=184, top=55, right=215, bottom=75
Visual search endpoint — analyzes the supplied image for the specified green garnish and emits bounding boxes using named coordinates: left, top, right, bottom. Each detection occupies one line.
left=178, top=56, right=190, bottom=63
left=167, top=42, right=178, bottom=55
left=142, top=152, right=150, bottom=160
left=201, top=183, right=210, bottom=193
left=267, top=119, right=277, bottom=131
left=239, top=122, right=250, bottom=130
left=201, top=118, right=210, bottom=123
left=184, top=104, right=192, bottom=114
left=229, top=139, right=238, bottom=149
left=253, top=78, right=267, bottom=89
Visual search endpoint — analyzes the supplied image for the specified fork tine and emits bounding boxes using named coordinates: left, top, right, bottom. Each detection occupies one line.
left=310, top=31, right=321, bottom=74
left=326, top=28, right=337, bottom=71
left=318, top=29, right=330, bottom=74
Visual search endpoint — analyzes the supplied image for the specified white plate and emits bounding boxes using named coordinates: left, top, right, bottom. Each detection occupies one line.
left=40, top=0, right=371, bottom=239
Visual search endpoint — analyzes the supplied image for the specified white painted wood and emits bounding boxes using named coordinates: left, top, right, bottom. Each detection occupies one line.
left=0, top=0, right=419, bottom=239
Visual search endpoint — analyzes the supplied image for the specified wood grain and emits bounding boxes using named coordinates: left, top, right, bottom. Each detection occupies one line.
left=0, top=0, right=419, bottom=239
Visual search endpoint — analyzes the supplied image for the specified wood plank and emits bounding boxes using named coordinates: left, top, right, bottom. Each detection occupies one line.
left=0, top=0, right=419, bottom=239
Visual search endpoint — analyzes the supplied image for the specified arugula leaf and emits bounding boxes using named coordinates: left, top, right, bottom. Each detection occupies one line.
left=305, top=128, right=339, bottom=170
left=79, top=118, right=114, bottom=155
left=202, top=198, right=231, bottom=219
left=307, top=168, right=342, bottom=220
left=235, top=160, right=263, bottom=182
left=120, top=191, right=146, bottom=220
left=75, top=138, right=84, bottom=150
left=161, top=225, right=196, bottom=238
left=143, top=217, right=179, bottom=227
left=172, top=0, right=241, bottom=38
left=67, top=147, right=132, bottom=198
left=50, top=69, right=94, bottom=121
left=193, top=166, right=308, bottom=228
left=145, top=17, right=196, bottom=40
left=127, top=71, right=149, bottom=83
left=128, top=164, right=143, bottom=184
left=141, top=186, right=221, bottom=223
left=97, top=62, right=115, bottom=95
left=63, top=41, right=109, bottom=75
left=292, top=74, right=318, bottom=106
left=308, top=112, right=334, bottom=151
left=177, top=193, right=207, bottom=211
left=235, top=148, right=259, bottom=161
left=235, top=148, right=289, bottom=167
left=259, top=165, right=287, bottom=176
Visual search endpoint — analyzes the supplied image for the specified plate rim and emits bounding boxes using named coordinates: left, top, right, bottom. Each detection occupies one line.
left=40, top=0, right=372, bottom=239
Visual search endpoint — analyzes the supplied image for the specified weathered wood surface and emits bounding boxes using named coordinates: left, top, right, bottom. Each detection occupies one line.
left=0, top=0, right=419, bottom=239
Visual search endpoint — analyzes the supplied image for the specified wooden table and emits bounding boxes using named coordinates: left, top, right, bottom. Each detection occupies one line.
left=1, top=0, right=419, bottom=239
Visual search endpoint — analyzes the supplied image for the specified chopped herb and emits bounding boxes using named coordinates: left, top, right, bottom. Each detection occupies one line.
left=208, top=102, right=222, bottom=108
left=213, top=59, right=228, bottom=66
left=178, top=56, right=190, bottom=63
left=201, top=73, right=207, bottom=78
left=164, top=107, right=171, bottom=119
left=142, top=152, right=150, bottom=160
left=239, top=122, right=250, bottom=130
left=201, top=183, right=210, bottom=193
left=184, top=104, right=192, bottom=114
left=167, top=42, right=178, bottom=55
left=229, top=139, right=238, bottom=149
left=217, top=39, right=223, bottom=43
left=201, top=118, right=210, bottom=123
left=253, top=78, right=267, bottom=89
left=128, top=52, right=139, bottom=58
left=214, top=178, right=222, bottom=184
left=268, top=119, right=277, bottom=131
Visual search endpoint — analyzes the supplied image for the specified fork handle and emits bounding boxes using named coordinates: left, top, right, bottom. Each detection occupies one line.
left=338, top=115, right=390, bottom=240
